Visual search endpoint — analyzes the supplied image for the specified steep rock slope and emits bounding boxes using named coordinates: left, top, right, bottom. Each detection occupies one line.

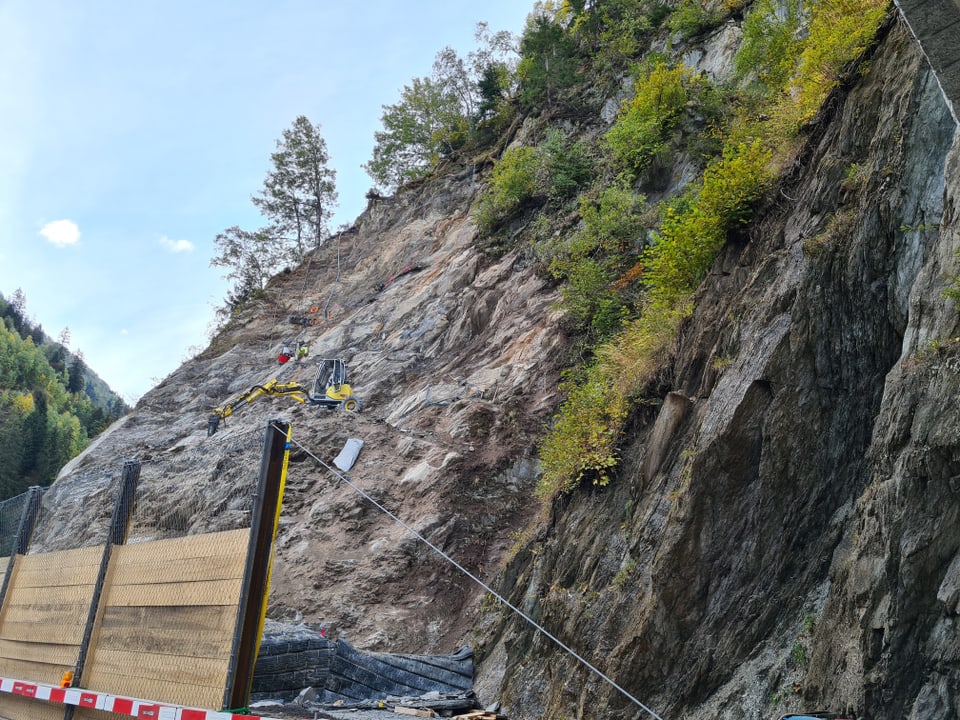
left=45, top=170, right=564, bottom=652
left=479, top=18, right=960, bottom=720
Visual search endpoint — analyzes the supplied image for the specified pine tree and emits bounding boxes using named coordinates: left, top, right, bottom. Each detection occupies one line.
left=252, top=116, right=338, bottom=262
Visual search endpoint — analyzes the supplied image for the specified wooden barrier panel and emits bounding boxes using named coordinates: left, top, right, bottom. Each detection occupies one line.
left=0, top=546, right=101, bottom=686
left=81, top=528, right=250, bottom=713
left=0, top=546, right=101, bottom=720
left=0, top=427, right=289, bottom=719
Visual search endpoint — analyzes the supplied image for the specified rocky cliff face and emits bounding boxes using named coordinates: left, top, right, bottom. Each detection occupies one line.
left=478, top=17, right=960, bottom=720
left=46, top=169, right=565, bottom=653
left=43, top=10, right=960, bottom=720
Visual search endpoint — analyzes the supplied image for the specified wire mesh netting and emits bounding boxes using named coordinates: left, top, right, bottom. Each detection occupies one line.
left=20, top=420, right=270, bottom=552
left=125, top=424, right=265, bottom=544
left=28, top=472, right=117, bottom=554
left=0, top=490, right=33, bottom=558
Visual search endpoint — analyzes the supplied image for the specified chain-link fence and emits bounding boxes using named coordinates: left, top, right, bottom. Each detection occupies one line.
left=0, top=489, right=34, bottom=558
left=125, top=424, right=266, bottom=544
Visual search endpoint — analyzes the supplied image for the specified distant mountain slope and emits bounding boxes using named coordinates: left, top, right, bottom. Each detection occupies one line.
left=0, top=290, right=128, bottom=496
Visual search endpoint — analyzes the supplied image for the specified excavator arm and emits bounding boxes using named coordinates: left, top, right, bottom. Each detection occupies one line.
left=208, top=379, right=310, bottom=435
left=207, top=360, right=362, bottom=436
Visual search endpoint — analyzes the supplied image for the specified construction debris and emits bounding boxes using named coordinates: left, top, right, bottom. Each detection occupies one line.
left=333, top=438, right=364, bottom=471
left=393, top=707, right=436, bottom=717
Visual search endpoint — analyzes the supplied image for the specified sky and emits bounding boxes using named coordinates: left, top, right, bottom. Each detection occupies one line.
left=0, top=0, right=534, bottom=403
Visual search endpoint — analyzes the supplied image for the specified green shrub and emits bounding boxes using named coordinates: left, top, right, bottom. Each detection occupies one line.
left=782, top=0, right=888, bottom=130
left=537, top=0, right=886, bottom=499
left=642, top=139, right=772, bottom=308
left=474, top=145, right=542, bottom=233
left=492, top=145, right=541, bottom=209
left=597, top=300, right=692, bottom=396
left=539, top=142, right=770, bottom=496
left=546, top=182, right=646, bottom=340
left=538, top=300, right=689, bottom=500
left=667, top=0, right=721, bottom=39
left=538, top=366, right=628, bottom=497
left=568, top=0, right=655, bottom=76
left=578, top=181, right=647, bottom=254
left=603, top=62, right=695, bottom=176
left=944, top=247, right=960, bottom=311
left=734, top=0, right=802, bottom=98
left=477, top=130, right=596, bottom=236
left=540, top=129, right=596, bottom=201
left=558, top=259, right=630, bottom=341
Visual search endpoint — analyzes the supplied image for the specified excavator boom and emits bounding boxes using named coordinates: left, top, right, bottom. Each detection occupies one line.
left=207, top=360, right=361, bottom=435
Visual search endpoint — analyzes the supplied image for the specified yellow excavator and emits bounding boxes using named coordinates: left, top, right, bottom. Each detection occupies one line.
left=208, top=358, right=361, bottom=436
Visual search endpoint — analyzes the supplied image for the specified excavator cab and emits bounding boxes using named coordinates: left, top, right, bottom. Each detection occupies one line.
left=207, top=358, right=361, bottom=435
left=311, top=358, right=360, bottom=411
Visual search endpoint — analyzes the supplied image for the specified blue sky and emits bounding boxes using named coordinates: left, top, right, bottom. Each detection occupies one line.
left=0, top=0, right=533, bottom=403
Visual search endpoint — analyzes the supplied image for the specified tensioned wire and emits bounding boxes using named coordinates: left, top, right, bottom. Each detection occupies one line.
left=278, top=424, right=665, bottom=720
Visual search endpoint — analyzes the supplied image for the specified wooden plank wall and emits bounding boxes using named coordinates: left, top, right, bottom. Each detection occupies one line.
left=0, top=546, right=101, bottom=685
left=0, top=529, right=251, bottom=720
left=0, top=546, right=102, bottom=720
left=80, top=528, right=249, bottom=713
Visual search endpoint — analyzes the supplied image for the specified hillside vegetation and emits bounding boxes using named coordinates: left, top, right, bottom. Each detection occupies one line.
left=0, top=290, right=127, bottom=497
left=349, top=0, right=890, bottom=497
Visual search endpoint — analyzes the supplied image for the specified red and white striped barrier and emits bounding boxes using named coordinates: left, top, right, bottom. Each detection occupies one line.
left=0, top=677, right=287, bottom=720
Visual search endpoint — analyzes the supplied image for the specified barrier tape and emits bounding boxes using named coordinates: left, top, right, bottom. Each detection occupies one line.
left=0, top=677, right=286, bottom=720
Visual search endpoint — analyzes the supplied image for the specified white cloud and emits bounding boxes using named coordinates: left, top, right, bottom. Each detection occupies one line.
left=39, top=219, right=80, bottom=247
left=159, top=235, right=194, bottom=253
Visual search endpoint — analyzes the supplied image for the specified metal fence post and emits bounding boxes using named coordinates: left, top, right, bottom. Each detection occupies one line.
left=223, top=419, right=291, bottom=711
left=0, top=486, right=43, bottom=613
left=64, top=460, right=140, bottom=720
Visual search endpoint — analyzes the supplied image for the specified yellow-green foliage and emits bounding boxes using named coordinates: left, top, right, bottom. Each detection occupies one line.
left=566, top=0, right=655, bottom=75
left=667, top=0, right=722, bottom=38
left=735, top=0, right=803, bottom=98
left=784, top=0, right=889, bottom=129
left=643, top=139, right=773, bottom=308
left=538, top=367, right=628, bottom=496
left=475, top=145, right=542, bottom=233
left=539, top=140, right=772, bottom=497
left=604, top=62, right=696, bottom=175
left=577, top=182, right=647, bottom=254
left=490, top=145, right=541, bottom=212
left=538, top=301, right=688, bottom=498
left=597, top=300, right=692, bottom=397
left=476, top=131, right=595, bottom=235
left=945, top=247, right=960, bottom=310
left=546, top=182, right=646, bottom=341
left=537, top=0, right=888, bottom=499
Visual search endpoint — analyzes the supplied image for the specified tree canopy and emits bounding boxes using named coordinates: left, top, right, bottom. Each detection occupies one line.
left=0, top=290, right=127, bottom=499
left=252, top=116, right=338, bottom=261
left=364, top=24, right=518, bottom=192
left=211, top=116, right=337, bottom=322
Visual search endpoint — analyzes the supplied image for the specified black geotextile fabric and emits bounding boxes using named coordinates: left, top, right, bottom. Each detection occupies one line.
left=251, top=623, right=474, bottom=702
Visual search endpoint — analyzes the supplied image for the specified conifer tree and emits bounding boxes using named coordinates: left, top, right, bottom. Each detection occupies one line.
left=252, top=116, right=338, bottom=262
left=212, top=117, right=338, bottom=319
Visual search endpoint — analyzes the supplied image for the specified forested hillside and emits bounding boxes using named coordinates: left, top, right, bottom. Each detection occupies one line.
left=0, top=289, right=127, bottom=497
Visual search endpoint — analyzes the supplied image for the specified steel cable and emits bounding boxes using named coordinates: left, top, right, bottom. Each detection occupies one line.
left=279, top=425, right=665, bottom=720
